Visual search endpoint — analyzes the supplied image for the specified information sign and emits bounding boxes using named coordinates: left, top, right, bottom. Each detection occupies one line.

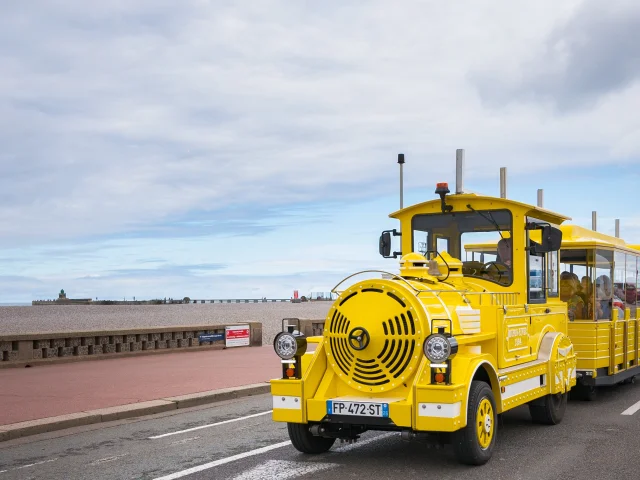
left=225, top=325, right=250, bottom=347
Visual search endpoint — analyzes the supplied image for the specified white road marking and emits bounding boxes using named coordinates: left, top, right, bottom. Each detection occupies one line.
left=152, top=430, right=395, bottom=480
left=230, top=459, right=338, bottom=480
left=149, top=411, right=272, bottom=439
left=0, top=470, right=7, bottom=474
left=89, top=453, right=130, bottom=466
left=152, top=441, right=292, bottom=479
left=14, top=458, right=58, bottom=470
left=621, top=399, right=640, bottom=416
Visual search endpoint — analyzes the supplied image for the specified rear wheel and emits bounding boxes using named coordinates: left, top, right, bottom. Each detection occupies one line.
left=529, top=392, right=567, bottom=425
left=287, top=423, right=336, bottom=454
left=570, top=383, right=596, bottom=401
left=452, top=381, right=497, bottom=465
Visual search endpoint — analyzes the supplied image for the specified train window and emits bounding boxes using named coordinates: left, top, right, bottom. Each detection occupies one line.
left=559, top=249, right=592, bottom=320
left=526, top=219, right=547, bottom=303
left=412, top=209, right=512, bottom=286
left=546, top=250, right=559, bottom=297
left=594, top=249, right=614, bottom=320
left=436, top=237, right=450, bottom=254
left=630, top=254, right=639, bottom=316
left=624, top=254, right=638, bottom=317
left=528, top=250, right=545, bottom=302
left=612, top=251, right=627, bottom=319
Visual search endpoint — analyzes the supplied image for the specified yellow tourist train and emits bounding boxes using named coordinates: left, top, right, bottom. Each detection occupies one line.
left=465, top=225, right=640, bottom=401
left=269, top=153, right=582, bottom=465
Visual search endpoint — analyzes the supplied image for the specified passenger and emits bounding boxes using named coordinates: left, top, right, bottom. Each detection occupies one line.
left=595, top=275, right=612, bottom=320
left=580, top=276, right=595, bottom=320
left=580, top=276, right=590, bottom=294
left=560, top=271, right=585, bottom=321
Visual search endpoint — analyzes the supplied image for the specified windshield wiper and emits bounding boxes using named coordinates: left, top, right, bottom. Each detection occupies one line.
left=466, top=204, right=504, bottom=239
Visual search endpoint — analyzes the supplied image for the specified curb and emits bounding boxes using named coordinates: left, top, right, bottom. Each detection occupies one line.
left=0, top=383, right=271, bottom=443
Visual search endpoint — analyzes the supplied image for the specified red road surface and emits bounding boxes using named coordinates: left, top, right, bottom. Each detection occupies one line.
left=0, top=346, right=280, bottom=426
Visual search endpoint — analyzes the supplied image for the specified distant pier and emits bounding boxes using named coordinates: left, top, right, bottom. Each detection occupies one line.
left=32, top=290, right=335, bottom=306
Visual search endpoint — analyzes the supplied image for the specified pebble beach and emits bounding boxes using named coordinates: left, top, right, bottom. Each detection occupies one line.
left=0, top=302, right=333, bottom=344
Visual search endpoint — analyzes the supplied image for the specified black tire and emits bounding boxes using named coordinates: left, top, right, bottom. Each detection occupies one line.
left=287, top=423, right=336, bottom=454
left=570, top=383, right=596, bottom=401
left=529, top=392, right=567, bottom=425
left=452, top=381, right=497, bottom=466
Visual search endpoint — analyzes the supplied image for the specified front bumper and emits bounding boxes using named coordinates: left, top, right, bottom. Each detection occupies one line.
left=270, top=379, right=466, bottom=432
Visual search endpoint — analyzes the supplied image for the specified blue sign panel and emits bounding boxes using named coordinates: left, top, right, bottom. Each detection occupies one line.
left=199, top=333, right=224, bottom=342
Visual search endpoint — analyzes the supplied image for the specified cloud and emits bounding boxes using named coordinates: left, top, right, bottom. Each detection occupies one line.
left=7, top=0, right=639, bottom=249
left=0, top=275, right=47, bottom=301
left=76, top=262, right=227, bottom=280
left=471, top=0, right=640, bottom=112
left=2, top=1, right=640, bottom=304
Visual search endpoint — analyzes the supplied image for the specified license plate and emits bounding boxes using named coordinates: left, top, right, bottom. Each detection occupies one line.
left=327, top=400, right=389, bottom=417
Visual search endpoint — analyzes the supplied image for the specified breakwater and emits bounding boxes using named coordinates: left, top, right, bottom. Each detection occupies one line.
left=31, top=298, right=303, bottom=305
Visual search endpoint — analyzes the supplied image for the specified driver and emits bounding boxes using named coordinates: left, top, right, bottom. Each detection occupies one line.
left=497, top=238, right=512, bottom=267
left=481, top=237, right=512, bottom=284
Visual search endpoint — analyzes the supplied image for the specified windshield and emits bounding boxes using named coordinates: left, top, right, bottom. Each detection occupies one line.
left=411, top=209, right=513, bottom=286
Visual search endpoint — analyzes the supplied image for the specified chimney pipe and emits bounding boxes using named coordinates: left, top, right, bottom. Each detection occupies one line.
left=456, top=149, right=464, bottom=194
left=398, top=153, right=405, bottom=209
left=500, top=167, right=507, bottom=198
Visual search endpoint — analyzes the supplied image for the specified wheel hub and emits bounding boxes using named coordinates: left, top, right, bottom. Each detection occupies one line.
left=484, top=415, right=492, bottom=433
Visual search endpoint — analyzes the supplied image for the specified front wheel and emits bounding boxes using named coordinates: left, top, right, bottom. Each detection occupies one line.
left=451, top=381, right=497, bottom=466
left=529, top=392, right=567, bottom=425
left=287, top=423, right=336, bottom=454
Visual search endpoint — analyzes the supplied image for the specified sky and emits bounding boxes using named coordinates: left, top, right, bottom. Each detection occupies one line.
left=1, top=0, right=639, bottom=303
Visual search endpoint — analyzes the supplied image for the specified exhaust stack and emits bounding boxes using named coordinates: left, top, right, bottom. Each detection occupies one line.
left=592, top=211, right=597, bottom=231
left=500, top=167, right=507, bottom=198
left=398, top=153, right=405, bottom=209
left=456, top=149, right=464, bottom=194
left=615, top=219, right=620, bottom=238
left=537, top=189, right=543, bottom=208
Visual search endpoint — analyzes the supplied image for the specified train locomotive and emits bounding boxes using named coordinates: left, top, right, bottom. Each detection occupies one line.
left=270, top=153, right=579, bottom=465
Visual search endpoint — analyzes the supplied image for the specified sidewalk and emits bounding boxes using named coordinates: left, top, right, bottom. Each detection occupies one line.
left=0, top=345, right=280, bottom=428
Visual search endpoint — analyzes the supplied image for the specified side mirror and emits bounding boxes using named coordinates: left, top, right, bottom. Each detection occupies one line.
left=379, top=229, right=401, bottom=258
left=538, top=225, right=562, bottom=252
left=379, top=231, right=391, bottom=257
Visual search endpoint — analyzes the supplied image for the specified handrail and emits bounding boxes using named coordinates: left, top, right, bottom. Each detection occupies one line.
left=331, top=270, right=523, bottom=303
left=330, top=270, right=426, bottom=296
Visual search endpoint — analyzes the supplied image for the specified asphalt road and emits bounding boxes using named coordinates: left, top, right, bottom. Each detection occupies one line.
left=1, top=381, right=640, bottom=480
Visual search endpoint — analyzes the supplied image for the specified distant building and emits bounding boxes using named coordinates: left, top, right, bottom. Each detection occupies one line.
left=32, top=289, right=93, bottom=305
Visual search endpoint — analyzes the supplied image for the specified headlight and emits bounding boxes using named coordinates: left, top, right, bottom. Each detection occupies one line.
left=423, top=333, right=458, bottom=363
left=273, top=331, right=307, bottom=360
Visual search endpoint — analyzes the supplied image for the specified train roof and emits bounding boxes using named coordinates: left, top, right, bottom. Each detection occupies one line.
left=388, top=193, right=571, bottom=225
left=559, top=225, right=628, bottom=248
left=464, top=224, right=640, bottom=254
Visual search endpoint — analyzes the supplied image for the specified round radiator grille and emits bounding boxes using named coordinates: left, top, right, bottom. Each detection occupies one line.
left=324, top=284, right=423, bottom=393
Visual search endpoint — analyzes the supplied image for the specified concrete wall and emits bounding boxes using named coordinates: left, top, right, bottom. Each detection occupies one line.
left=298, top=319, right=326, bottom=337
left=0, top=322, right=262, bottom=368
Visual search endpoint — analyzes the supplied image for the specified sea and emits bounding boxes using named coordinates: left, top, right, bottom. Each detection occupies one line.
left=0, top=302, right=334, bottom=344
